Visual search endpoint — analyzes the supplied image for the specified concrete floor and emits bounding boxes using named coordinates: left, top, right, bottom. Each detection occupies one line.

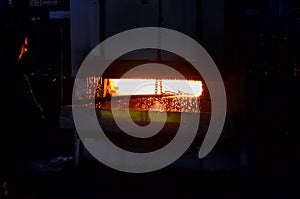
left=4, top=106, right=300, bottom=199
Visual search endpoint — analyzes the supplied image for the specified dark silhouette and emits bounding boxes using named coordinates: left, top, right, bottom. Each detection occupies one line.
left=0, top=22, right=43, bottom=197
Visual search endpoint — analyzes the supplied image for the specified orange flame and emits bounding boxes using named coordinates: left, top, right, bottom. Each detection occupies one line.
left=107, top=78, right=203, bottom=97
left=18, top=36, right=28, bottom=61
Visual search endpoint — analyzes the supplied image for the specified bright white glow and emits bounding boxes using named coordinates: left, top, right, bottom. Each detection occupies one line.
left=109, top=79, right=203, bottom=97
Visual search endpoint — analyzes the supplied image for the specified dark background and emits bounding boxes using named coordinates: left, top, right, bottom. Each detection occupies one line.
left=1, top=0, right=300, bottom=198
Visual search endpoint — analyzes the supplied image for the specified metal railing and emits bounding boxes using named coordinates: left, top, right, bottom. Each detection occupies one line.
left=29, top=0, right=66, bottom=7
